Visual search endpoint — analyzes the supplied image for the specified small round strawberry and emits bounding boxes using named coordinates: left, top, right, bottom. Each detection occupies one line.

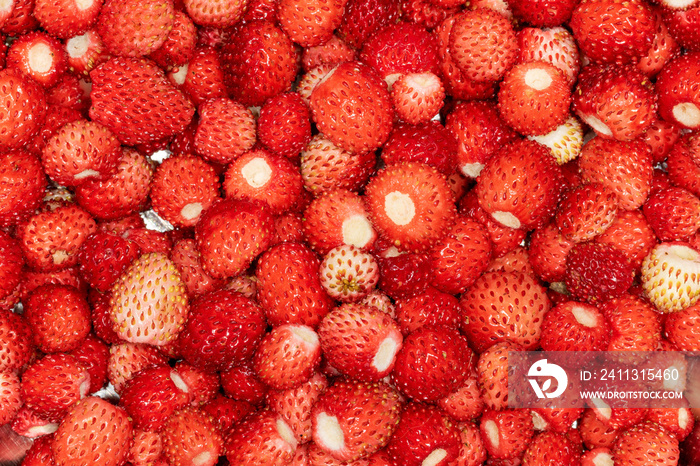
left=224, top=409, right=297, bottom=466
left=161, top=406, right=223, bottom=466
left=51, top=397, right=132, bottom=466
left=579, top=408, right=619, bottom=450
left=528, top=222, right=575, bottom=283
left=0, top=68, right=47, bottom=151
left=311, top=379, right=401, bottom=461
left=665, top=303, right=700, bottom=351
left=612, top=422, right=680, bottom=466
left=317, top=303, right=403, bottom=381
left=646, top=405, right=695, bottom=442
left=33, top=0, right=102, bottom=39
left=129, top=429, right=163, bottom=465
left=194, top=98, right=256, bottom=165
left=641, top=242, right=700, bottom=313
left=68, top=333, right=108, bottom=394
left=301, top=35, right=357, bottom=72
left=643, top=187, right=700, bottom=242
left=277, top=0, right=345, bottom=47
left=65, top=30, right=109, bottom=77
left=253, top=324, right=321, bottom=390
left=0, top=310, right=33, bottom=373
left=107, top=341, right=169, bottom=393
left=518, top=27, right=580, bottom=85
left=364, top=162, right=456, bottom=252
left=439, top=371, right=484, bottom=422
left=77, top=232, right=140, bottom=293
left=319, top=245, right=379, bottom=302
left=96, top=0, right=174, bottom=57
left=381, top=121, right=458, bottom=176
left=522, top=431, right=581, bottom=465
left=638, top=9, right=681, bottom=78
left=257, top=92, right=312, bottom=159
left=220, top=362, right=269, bottom=406
left=565, top=243, right=634, bottom=304
left=184, top=0, right=247, bottom=27
left=667, top=133, right=700, bottom=198
left=602, top=294, right=662, bottom=352
left=594, top=209, right=658, bottom=271
left=391, top=72, right=445, bottom=125
left=480, top=408, right=534, bottom=460
left=266, top=372, right=328, bottom=444
left=555, top=183, right=619, bottom=243
left=176, top=47, right=227, bottom=106
left=148, top=10, right=197, bottom=69
left=0, top=150, right=47, bottom=228
left=656, top=52, right=700, bottom=130
left=395, top=287, right=460, bottom=335
left=202, top=394, right=255, bottom=437
left=337, top=0, right=400, bottom=48
left=6, top=31, right=68, bottom=88
left=540, top=301, right=610, bottom=352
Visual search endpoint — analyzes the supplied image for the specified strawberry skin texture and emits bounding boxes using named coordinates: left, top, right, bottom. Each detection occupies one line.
left=0, top=150, right=47, bottom=227
left=224, top=409, right=297, bottom=466
left=162, top=406, right=223, bottom=466
left=612, top=421, right=680, bottom=466
left=96, top=0, right=174, bottom=57
left=0, top=68, right=47, bottom=151
left=0, top=309, right=33, bottom=373
left=565, top=243, right=635, bottom=305
left=278, top=0, right=346, bottom=48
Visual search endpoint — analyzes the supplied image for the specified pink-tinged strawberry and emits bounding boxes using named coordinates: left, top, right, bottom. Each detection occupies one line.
left=300, top=134, right=376, bottom=195
left=641, top=242, right=700, bottom=313
left=34, top=0, right=101, bottom=39
left=0, top=68, right=47, bottom=151
left=480, top=409, right=534, bottom=460
left=161, top=406, right=223, bottom=466
left=309, top=61, right=393, bottom=155
left=556, top=183, right=619, bottom=243
left=178, top=289, right=267, bottom=373
left=522, top=431, right=581, bottom=465
left=65, top=30, right=109, bottom=77
left=540, top=301, right=610, bottom=352
left=449, top=8, right=518, bottom=83
left=21, top=353, right=91, bottom=423
left=602, top=294, right=662, bottom=352
left=337, top=0, right=399, bottom=49
left=518, top=27, right=580, bottom=85
left=573, top=64, right=657, bottom=141
left=319, top=246, right=379, bottom=302
left=129, top=429, right=163, bottom=466
left=0, top=150, right=47, bottom=228
left=662, top=6, right=700, bottom=51
left=301, top=34, right=357, bottom=72
left=78, top=232, right=140, bottom=292
left=579, top=137, right=653, bottom=211
left=667, top=133, right=700, bottom=198
left=579, top=408, right=619, bottom=449
left=638, top=8, right=681, bottom=78
left=110, top=252, right=188, bottom=346
left=107, top=341, right=168, bottom=393
left=439, top=372, right=484, bottom=422
left=267, top=373, right=328, bottom=443
left=498, top=61, right=571, bottom=136
left=565, top=243, right=634, bottom=304
left=665, top=303, right=700, bottom=351
left=148, top=10, right=196, bottom=69
left=317, top=303, right=403, bottom=381
left=278, top=0, right=346, bottom=47
left=89, top=57, right=194, bottom=146
left=258, top=92, right=312, bottom=159
left=381, top=121, right=457, bottom=176
left=647, top=405, right=695, bottom=442
left=460, top=271, right=549, bottom=352
left=253, top=324, right=321, bottom=390
left=224, top=409, right=297, bottom=466
left=0, top=370, right=21, bottom=424
left=220, top=362, right=269, bottom=406
left=528, top=222, right=575, bottom=283
left=643, top=187, right=700, bottom=242
left=477, top=341, right=522, bottom=411
left=221, top=20, right=299, bottom=107
left=570, top=0, right=655, bottom=64
left=395, top=287, right=460, bottom=335
left=12, top=409, right=58, bottom=439
left=476, top=139, right=562, bottom=231
left=360, top=290, right=395, bottom=318
left=656, top=52, right=700, bottom=130
left=429, top=215, right=492, bottom=295
left=365, top=162, right=456, bottom=252
left=6, top=31, right=67, bottom=88
left=392, top=325, right=473, bottom=402
left=96, top=0, right=174, bottom=57
left=296, top=64, right=335, bottom=103
left=194, top=98, right=256, bottom=165
left=508, top=0, right=575, bottom=26
left=0, top=310, right=32, bottom=373
left=311, top=379, right=401, bottom=461
left=256, top=242, right=335, bottom=327
left=51, top=397, right=132, bottom=466
left=612, top=421, right=680, bottom=466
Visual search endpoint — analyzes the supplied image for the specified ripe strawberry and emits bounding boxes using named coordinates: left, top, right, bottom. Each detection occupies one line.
left=0, top=232, right=23, bottom=302
left=480, top=409, right=534, bottom=460
left=439, top=372, right=484, bottom=422
left=578, top=137, right=653, bottom=211
left=391, top=325, right=473, bottom=402
left=667, top=133, right=700, bottom=198
left=107, top=341, right=169, bottom=393
left=177, top=289, right=267, bottom=373
left=278, top=0, right=346, bottom=47
left=89, top=57, right=195, bottom=146
left=556, top=183, right=619, bottom=243
left=612, top=422, right=680, bottom=466
left=78, top=232, right=140, bottom=292
left=452, top=422, right=488, bottom=466
left=220, top=362, right=269, bottom=406
left=202, top=394, right=255, bottom=437
left=391, top=72, right=445, bottom=125
left=656, top=53, right=700, bottom=130
left=365, top=162, right=456, bottom=252
left=0, top=150, right=47, bottom=227
left=309, top=61, right=393, bottom=155
left=381, top=121, right=457, bottom=176
left=665, top=303, right=700, bottom=351
left=65, top=30, right=109, bottom=77
left=256, top=242, right=334, bottom=327
left=579, top=408, right=619, bottom=449
left=569, top=0, right=655, bottom=64
left=176, top=47, right=227, bottom=106
left=311, top=379, right=401, bottom=461
left=385, top=402, right=461, bottom=466
left=224, top=409, right=297, bottom=466
left=644, top=187, right=700, bottom=241
left=565, top=243, right=634, bottom=304
left=376, top=248, right=433, bottom=300
left=110, top=252, right=188, bottom=346
left=395, top=287, right=460, bottom=335
left=528, top=222, right=575, bottom=283
left=161, top=406, right=223, bottom=466
left=68, top=333, right=108, bottom=394
left=0, top=370, right=21, bottom=425
left=221, top=20, right=299, bottom=107
left=521, top=431, right=581, bottom=465
left=319, top=245, right=378, bottom=302
left=195, top=198, right=275, bottom=280
left=149, top=10, right=197, bottom=69
left=517, top=27, right=580, bottom=86
left=637, top=9, right=681, bottom=78
left=258, top=92, right=312, bottom=159
left=540, top=301, right=610, bottom=352
left=573, top=64, right=657, bottom=141
left=6, top=31, right=67, bottom=88
left=97, top=0, right=174, bottom=57
left=129, top=429, right=163, bottom=466
left=476, top=341, right=523, bottom=411
left=460, top=271, right=549, bottom=352
left=33, top=0, right=101, bottom=38
left=595, top=209, right=657, bottom=271
left=449, top=8, right=518, bottom=83
left=602, top=294, right=662, bottom=352
left=267, top=372, right=328, bottom=443
left=299, top=134, right=376, bottom=194
left=2, top=0, right=39, bottom=36
left=171, top=360, right=220, bottom=407
left=509, top=0, right=575, bottom=26
left=0, top=310, right=33, bottom=373
left=641, top=242, right=700, bottom=313
left=253, top=324, right=321, bottom=390
left=184, top=0, right=247, bottom=27
left=296, top=63, right=335, bottom=103
left=317, top=303, right=403, bottom=381
left=400, top=0, right=458, bottom=30
left=337, top=0, right=399, bottom=48
left=0, top=68, right=47, bottom=151
left=646, top=405, right=695, bottom=442
left=301, top=34, right=357, bottom=72
left=75, top=148, right=154, bottom=220
left=194, top=98, right=256, bottom=165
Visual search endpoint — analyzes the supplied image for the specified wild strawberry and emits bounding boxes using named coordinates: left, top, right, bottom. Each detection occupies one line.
left=449, top=8, right=518, bottom=83
left=161, top=407, right=223, bottom=466
left=452, top=422, right=488, bottom=466
left=296, top=63, right=335, bottom=103
left=0, top=233, right=23, bottom=302
left=129, top=429, right=163, bottom=466
left=385, top=402, right=461, bottom=466
left=555, top=183, right=619, bottom=243
left=317, top=303, right=403, bottom=381
left=391, top=72, right=445, bottom=125
left=364, top=162, right=456, bottom=252
left=0, top=68, right=47, bottom=151
left=195, top=199, right=275, bottom=280
left=0, top=310, right=33, bottom=373
left=319, top=246, right=378, bottom=302
left=565, top=243, right=634, bottom=304
left=258, top=92, right=312, bottom=159
left=646, top=405, right=695, bottom=442
left=176, top=47, right=227, bottom=106
left=0, top=150, right=46, bottom=227
left=28, top=104, right=82, bottom=157
left=96, top=0, right=174, bottom=57
left=170, top=360, right=220, bottom=407
left=299, top=134, right=376, bottom=194
left=220, top=362, right=269, bottom=406
left=540, top=301, right=610, bottom=352
left=311, top=379, right=401, bottom=461
left=641, top=242, right=700, bottom=313
left=521, top=431, right=581, bottom=465
left=0, top=370, right=21, bottom=425
left=570, top=0, right=655, bottom=64
left=400, top=0, right=458, bottom=29
left=395, top=287, right=460, bottom=335
left=2, top=0, right=38, bottom=36
left=184, top=0, right=247, bottom=27
left=667, top=133, right=700, bottom=198
left=221, top=20, right=299, bottom=107
left=460, top=271, right=549, bottom=352
left=68, top=333, right=108, bottom=394
left=302, top=35, right=357, bottom=72
left=517, top=27, right=580, bottom=86
left=33, top=0, right=100, bottom=38
left=253, top=324, right=321, bottom=390
left=476, top=139, right=563, bottom=230
left=121, top=228, right=172, bottom=255
left=65, top=30, right=109, bottom=77
left=579, top=137, right=653, bottom=211
left=657, top=52, right=700, bottom=130
left=638, top=9, right=681, bottom=78
left=602, top=294, right=662, bottom=352
left=6, top=31, right=67, bottom=88
left=643, top=187, right=700, bottom=242
left=177, top=289, right=267, bottom=373
left=612, top=422, right=680, bottom=466
left=12, top=408, right=58, bottom=439
left=277, top=0, right=346, bottom=47
left=392, top=325, right=473, bottom=402
left=337, top=0, right=399, bottom=48
left=224, top=409, right=297, bottom=466
left=194, top=98, right=256, bottom=165
left=107, top=341, right=169, bottom=393
left=665, top=303, right=700, bottom=351
left=302, top=189, right=377, bottom=255
left=51, top=397, right=132, bottom=466
left=662, top=7, right=700, bottom=52
left=528, top=222, right=575, bottom=283
left=267, top=372, right=328, bottom=443
left=480, top=409, right=534, bottom=460
left=309, top=61, right=393, bottom=155
left=579, top=408, right=619, bottom=449
left=360, top=290, right=395, bottom=318
left=149, top=10, right=197, bottom=69
left=202, top=394, right=254, bottom=437
left=381, top=121, right=458, bottom=176
left=439, top=372, right=484, bottom=422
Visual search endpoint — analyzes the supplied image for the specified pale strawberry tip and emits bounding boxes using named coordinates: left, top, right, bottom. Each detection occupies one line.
left=314, top=412, right=345, bottom=452
left=241, top=157, right=272, bottom=188
left=422, top=448, right=448, bottom=466
left=27, top=43, right=53, bottom=74
left=673, top=103, right=700, bottom=128
left=371, top=336, right=400, bottom=372
left=384, top=191, right=416, bottom=226
left=571, top=305, right=598, bottom=328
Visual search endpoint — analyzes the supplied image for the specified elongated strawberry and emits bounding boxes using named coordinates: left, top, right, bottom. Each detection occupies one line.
left=96, top=0, right=174, bottom=57
left=641, top=242, right=700, bottom=313
left=161, top=406, right=222, bottom=466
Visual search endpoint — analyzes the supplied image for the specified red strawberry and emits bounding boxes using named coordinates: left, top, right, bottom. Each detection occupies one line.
left=267, top=372, right=328, bottom=443
left=665, top=303, right=700, bottom=351
left=220, top=362, right=269, bottom=406
left=195, top=198, right=275, bottom=280
left=337, top=0, right=399, bottom=48
left=12, top=410, right=57, bottom=439
left=646, top=405, right=695, bottom=442
left=391, top=325, right=473, bottom=402
left=381, top=121, right=457, bottom=176
left=129, top=429, right=163, bottom=466
left=253, top=324, right=321, bottom=390
left=317, top=303, right=403, bottom=381
left=395, top=287, right=461, bottom=335
left=385, top=402, right=461, bottom=466
left=302, top=34, right=357, bottom=72
left=667, top=133, right=700, bottom=198
left=177, top=289, right=267, bottom=373
left=376, top=248, right=433, bottom=300
left=171, top=238, right=224, bottom=299
left=641, top=242, right=700, bottom=313
left=439, top=371, right=484, bottom=422
left=65, top=30, right=110, bottom=77
left=194, top=98, right=256, bottom=165
left=68, top=333, right=108, bottom=394
left=96, top=0, right=174, bottom=57
left=224, top=409, right=297, bottom=466
left=202, top=394, right=254, bottom=437
left=255, top=241, right=334, bottom=327
left=517, top=27, right=580, bottom=85
left=77, top=232, right=140, bottom=292
left=1, top=0, right=39, bottom=36
left=565, top=243, right=634, bottom=304
left=643, top=187, right=700, bottom=242
left=656, top=53, right=700, bottom=130
left=161, top=406, right=223, bottom=466
left=0, top=150, right=47, bottom=228
left=365, top=162, right=456, bottom=252
left=460, top=271, right=550, bottom=352
left=107, top=341, right=169, bottom=393
left=452, top=422, right=488, bottom=466
left=149, top=10, right=197, bottom=69
left=555, top=183, right=619, bottom=243
left=110, top=252, right=189, bottom=346
left=176, top=47, right=227, bottom=106
left=612, top=422, right=680, bottom=466
left=0, top=68, right=47, bottom=151
left=521, top=431, right=581, bottom=465
left=0, top=310, right=33, bottom=373
left=311, top=379, right=401, bottom=461
left=28, top=104, right=83, bottom=156
left=569, top=0, right=655, bottom=64
left=528, top=222, right=575, bottom=283
left=296, top=63, right=335, bottom=103
left=277, top=0, right=346, bottom=47
left=594, top=209, right=657, bottom=270
left=637, top=8, right=681, bottom=78
left=0, top=231, right=23, bottom=302
left=476, top=139, right=562, bottom=231
left=602, top=294, right=662, bottom=352
left=540, top=301, right=610, bottom=352
left=479, top=409, right=534, bottom=460
left=221, top=20, right=299, bottom=107
left=662, top=7, right=700, bottom=52
left=6, top=31, right=67, bottom=88
left=258, top=92, right=312, bottom=159
left=508, top=0, right=575, bottom=26
left=33, top=0, right=101, bottom=39
left=391, top=72, right=445, bottom=125
left=0, top=370, right=21, bottom=425
left=477, top=341, right=523, bottom=411
left=89, top=57, right=195, bottom=146
left=449, top=9, right=518, bottom=83
left=184, top=0, right=247, bottom=27
left=579, top=408, right=619, bottom=449
left=400, top=0, right=458, bottom=29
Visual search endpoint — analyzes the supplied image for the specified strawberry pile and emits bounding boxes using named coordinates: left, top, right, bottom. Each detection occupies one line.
left=1, top=0, right=700, bottom=464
